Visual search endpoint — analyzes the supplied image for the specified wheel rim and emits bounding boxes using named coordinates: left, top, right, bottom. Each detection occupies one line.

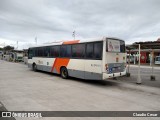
left=62, top=69, right=67, bottom=77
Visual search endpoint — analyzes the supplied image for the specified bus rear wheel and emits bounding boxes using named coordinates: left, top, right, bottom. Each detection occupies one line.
left=60, top=67, right=68, bottom=79
left=33, top=63, right=37, bottom=72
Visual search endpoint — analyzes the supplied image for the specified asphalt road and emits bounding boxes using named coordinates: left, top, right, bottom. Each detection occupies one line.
left=0, top=60, right=160, bottom=120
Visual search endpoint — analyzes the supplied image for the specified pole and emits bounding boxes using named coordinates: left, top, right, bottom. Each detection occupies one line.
left=150, top=51, right=152, bottom=66
left=72, top=31, right=75, bottom=40
left=128, top=50, right=130, bottom=73
left=35, top=37, right=37, bottom=45
left=134, top=54, right=136, bottom=65
left=152, top=49, right=154, bottom=76
left=126, top=50, right=131, bottom=77
left=137, top=44, right=141, bottom=84
left=17, top=41, right=18, bottom=49
left=151, top=49, right=155, bottom=80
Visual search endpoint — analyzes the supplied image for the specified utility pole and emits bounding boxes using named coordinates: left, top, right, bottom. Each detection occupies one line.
left=35, top=36, right=37, bottom=45
left=72, top=30, right=75, bottom=40
left=17, top=41, right=18, bottom=49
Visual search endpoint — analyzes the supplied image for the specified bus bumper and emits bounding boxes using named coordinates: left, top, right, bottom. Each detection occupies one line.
left=102, top=70, right=126, bottom=80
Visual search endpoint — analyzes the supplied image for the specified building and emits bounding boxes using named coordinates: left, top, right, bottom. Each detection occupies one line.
left=126, top=38, right=160, bottom=64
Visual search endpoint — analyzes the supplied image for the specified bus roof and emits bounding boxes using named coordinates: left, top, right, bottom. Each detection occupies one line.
left=29, top=36, right=124, bottom=48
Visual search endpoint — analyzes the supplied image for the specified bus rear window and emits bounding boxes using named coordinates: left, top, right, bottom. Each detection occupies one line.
left=106, top=39, right=125, bottom=53
left=120, top=41, right=125, bottom=53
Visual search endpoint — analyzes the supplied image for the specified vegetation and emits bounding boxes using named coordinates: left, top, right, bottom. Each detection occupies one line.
left=3, top=45, right=14, bottom=51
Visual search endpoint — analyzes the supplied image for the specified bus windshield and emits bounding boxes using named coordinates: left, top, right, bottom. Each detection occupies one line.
left=156, top=56, right=160, bottom=61
left=106, top=39, right=125, bottom=53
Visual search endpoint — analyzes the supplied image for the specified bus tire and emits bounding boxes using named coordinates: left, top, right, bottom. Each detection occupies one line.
left=33, top=63, right=37, bottom=72
left=60, top=67, right=68, bottom=79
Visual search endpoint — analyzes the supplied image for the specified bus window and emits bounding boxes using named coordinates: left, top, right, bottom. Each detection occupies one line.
left=37, top=47, right=44, bottom=57
left=106, top=39, right=125, bottom=53
left=35, top=48, right=38, bottom=57
left=44, top=46, right=50, bottom=57
left=94, top=42, right=103, bottom=59
left=72, top=44, right=85, bottom=58
left=28, top=48, right=33, bottom=59
left=156, top=56, right=160, bottom=61
left=120, top=41, right=125, bottom=53
left=50, top=46, right=60, bottom=57
left=60, top=45, right=71, bottom=57
left=155, top=56, right=160, bottom=65
left=86, top=43, right=94, bottom=59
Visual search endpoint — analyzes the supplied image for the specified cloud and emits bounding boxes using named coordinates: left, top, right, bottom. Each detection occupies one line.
left=0, top=0, right=160, bottom=49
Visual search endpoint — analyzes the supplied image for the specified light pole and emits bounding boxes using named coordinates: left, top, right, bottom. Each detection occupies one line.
left=137, top=44, right=142, bottom=84
left=35, top=36, right=37, bottom=45
left=72, top=30, right=75, bottom=40
left=150, top=49, right=155, bottom=80
left=16, top=41, right=18, bottom=49
left=126, top=49, right=131, bottom=77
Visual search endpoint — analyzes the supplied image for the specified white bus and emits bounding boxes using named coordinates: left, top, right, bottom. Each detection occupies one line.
left=28, top=37, right=126, bottom=80
left=0, top=51, right=3, bottom=59
left=155, top=56, right=160, bottom=65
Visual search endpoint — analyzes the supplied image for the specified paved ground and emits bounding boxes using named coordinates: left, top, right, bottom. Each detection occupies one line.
left=0, top=60, right=160, bottom=120
left=118, top=65, right=160, bottom=88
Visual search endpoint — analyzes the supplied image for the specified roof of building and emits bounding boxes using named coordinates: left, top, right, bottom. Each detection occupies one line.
left=126, top=40, right=160, bottom=50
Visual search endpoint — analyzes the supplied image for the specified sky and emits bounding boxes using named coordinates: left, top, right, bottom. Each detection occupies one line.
left=0, top=0, right=160, bottom=49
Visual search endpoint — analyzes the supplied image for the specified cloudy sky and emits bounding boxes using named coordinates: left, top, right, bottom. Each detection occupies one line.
left=0, top=0, right=160, bottom=49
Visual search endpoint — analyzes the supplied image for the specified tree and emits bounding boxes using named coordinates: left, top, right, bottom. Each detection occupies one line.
left=3, top=45, right=14, bottom=51
left=0, top=47, right=3, bottom=50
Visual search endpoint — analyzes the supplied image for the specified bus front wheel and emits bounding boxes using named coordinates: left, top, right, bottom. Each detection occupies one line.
left=60, top=67, right=68, bottom=79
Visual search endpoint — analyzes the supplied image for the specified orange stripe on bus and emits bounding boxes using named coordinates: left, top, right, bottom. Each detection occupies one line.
left=62, top=40, right=80, bottom=45
left=51, top=58, right=70, bottom=73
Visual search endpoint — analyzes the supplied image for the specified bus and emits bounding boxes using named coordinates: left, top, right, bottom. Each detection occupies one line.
left=0, top=51, right=3, bottom=60
left=28, top=37, right=126, bottom=80
left=155, top=56, right=160, bottom=65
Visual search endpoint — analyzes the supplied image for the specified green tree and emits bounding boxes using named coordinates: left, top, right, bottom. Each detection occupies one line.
left=3, top=45, right=14, bottom=51
left=0, top=47, right=3, bottom=50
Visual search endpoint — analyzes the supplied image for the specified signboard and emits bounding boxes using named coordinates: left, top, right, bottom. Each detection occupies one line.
left=108, top=39, right=120, bottom=52
left=140, top=52, right=146, bottom=63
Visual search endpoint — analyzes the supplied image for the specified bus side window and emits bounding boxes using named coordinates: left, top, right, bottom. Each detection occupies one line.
left=35, top=48, right=38, bottom=57
left=60, top=45, right=71, bottom=58
left=44, top=46, right=50, bottom=57
left=72, top=44, right=85, bottom=58
left=55, top=46, right=60, bottom=57
left=86, top=43, right=94, bottom=59
left=50, top=46, right=60, bottom=57
left=37, top=47, right=44, bottom=57
left=28, top=49, right=33, bottom=59
left=94, top=42, right=102, bottom=59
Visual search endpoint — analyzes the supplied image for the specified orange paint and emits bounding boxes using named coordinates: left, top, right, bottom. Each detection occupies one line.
left=63, top=40, right=80, bottom=45
left=51, top=58, right=70, bottom=73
